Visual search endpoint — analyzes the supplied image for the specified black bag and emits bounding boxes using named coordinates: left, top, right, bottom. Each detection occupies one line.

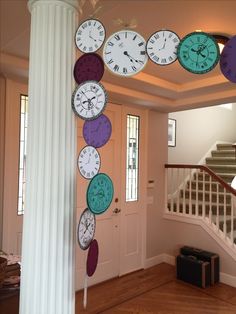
left=180, top=246, right=220, bottom=285
left=176, top=254, right=211, bottom=288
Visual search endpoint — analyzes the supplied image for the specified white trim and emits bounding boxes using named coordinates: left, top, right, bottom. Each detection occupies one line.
left=145, top=253, right=236, bottom=288
left=163, top=212, right=236, bottom=261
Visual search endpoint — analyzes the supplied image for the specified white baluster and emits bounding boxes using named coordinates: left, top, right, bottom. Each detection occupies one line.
left=202, top=171, right=206, bottom=219
left=189, top=169, right=192, bottom=215
left=209, top=176, right=212, bottom=224
left=223, top=188, right=227, bottom=237
left=216, top=183, right=219, bottom=230
left=177, top=168, right=180, bottom=214
left=196, top=169, right=199, bottom=216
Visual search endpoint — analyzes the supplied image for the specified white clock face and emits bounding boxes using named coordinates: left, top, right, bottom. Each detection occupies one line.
left=75, top=19, right=105, bottom=53
left=77, top=208, right=96, bottom=250
left=72, top=81, right=107, bottom=120
left=146, top=30, right=180, bottom=65
left=103, top=30, right=148, bottom=77
left=78, top=146, right=101, bottom=179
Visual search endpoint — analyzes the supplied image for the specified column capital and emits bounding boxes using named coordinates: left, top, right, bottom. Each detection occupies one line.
left=28, top=0, right=79, bottom=12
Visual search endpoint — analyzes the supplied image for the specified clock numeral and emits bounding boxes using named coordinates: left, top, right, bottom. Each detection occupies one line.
left=173, top=37, right=179, bottom=43
left=203, top=37, right=208, bottom=44
left=114, top=34, right=121, bottom=41
left=89, top=47, right=93, bottom=52
left=168, top=33, right=173, bottom=38
left=108, top=59, right=114, bottom=64
left=88, top=21, right=92, bottom=26
left=140, top=51, right=146, bottom=55
left=82, top=23, right=87, bottom=29
left=97, top=25, right=102, bottom=30
left=132, top=65, right=137, bottom=72
left=184, top=44, right=190, bottom=48
left=161, top=58, right=167, bottom=64
left=77, top=30, right=82, bottom=35
left=153, top=55, right=159, bottom=62
left=83, top=46, right=87, bottom=51
left=154, top=34, right=159, bottom=40
left=99, top=31, right=104, bottom=36
left=125, top=32, right=127, bottom=38
left=149, top=52, right=155, bottom=57
left=168, top=56, right=173, bottom=62
left=123, top=67, right=127, bottom=74
left=133, top=34, right=137, bottom=41
left=150, top=39, right=155, bottom=44
left=93, top=21, right=97, bottom=26
left=97, top=93, right=102, bottom=97
left=114, top=64, right=119, bottom=71
left=95, top=43, right=99, bottom=48
left=207, top=57, right=213, bottom=62
left=197, top=36, right=200, bottom=42
left=138, top=42, right=144, bottom=47
left=108, top=41, right=114, bottom=46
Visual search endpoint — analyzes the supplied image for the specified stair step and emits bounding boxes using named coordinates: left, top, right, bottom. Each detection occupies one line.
left=189, top=181, right=228, bottom=193
left=212, top=150, right=235, bottom=157
left=181, top=190, right=232, bottom=204
left=207, top=164, right=236, bottom=174
left=216, top=143, right=235, bottom=151
left=194, top=172, right=234, bottom=184
left=206, top=157, right=236, bottom=165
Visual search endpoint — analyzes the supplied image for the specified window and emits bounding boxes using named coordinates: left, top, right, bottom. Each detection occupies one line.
left=17, top=95, right=28, bottom=215
left=126, top=114, right=140, bottom=202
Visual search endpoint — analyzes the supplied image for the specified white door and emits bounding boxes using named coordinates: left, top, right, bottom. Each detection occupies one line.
left=75, top=103, right=147, bottom=290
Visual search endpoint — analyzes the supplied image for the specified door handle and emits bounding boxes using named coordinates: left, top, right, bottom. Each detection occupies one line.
left=113, top=208, right=121, bottom=214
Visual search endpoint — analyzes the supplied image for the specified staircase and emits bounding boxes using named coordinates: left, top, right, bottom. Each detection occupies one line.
left=166, top=143, right=236, bottom=248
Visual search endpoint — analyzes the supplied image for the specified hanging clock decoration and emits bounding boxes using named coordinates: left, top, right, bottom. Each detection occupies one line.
left=77, top=208, right=96, bottom=250
left=87, top=173, right=114, bottom=215
left=146, top=29, right=180, bottom=65
left=220, top=35, right=236, bottom=83
left=103, top=30, right=148, bottom=76
left=75, top=19, right=106, bottom=53
left=78, top=145, right=101, bottom=179
left=72, top=80, right=107, bottom=120
left=177, top=31, right=220, bottom=74
left=83, top=114, right=112, bottom=148
left=73, top=53, right=104, bottom=85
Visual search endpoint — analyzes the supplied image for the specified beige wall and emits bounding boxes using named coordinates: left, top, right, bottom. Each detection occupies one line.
left=147, top=109, right=236, bottom=277
left=0, top=75, right=6, bottom=249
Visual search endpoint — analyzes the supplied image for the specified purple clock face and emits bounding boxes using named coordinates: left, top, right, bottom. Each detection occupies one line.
left=220, top=35, right=236, bottom=83
left=86, top=239, right=99, bottom=277
left=73, top=53, right=104, bottom=85
left=83, top=114, right=112, bottom=148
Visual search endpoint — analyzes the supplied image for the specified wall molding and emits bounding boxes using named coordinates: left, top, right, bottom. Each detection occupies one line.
left=145, top=253, right=236, bottom=288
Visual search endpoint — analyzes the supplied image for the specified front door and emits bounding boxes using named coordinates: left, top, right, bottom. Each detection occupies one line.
left=75, top=103, right=147, bottom=291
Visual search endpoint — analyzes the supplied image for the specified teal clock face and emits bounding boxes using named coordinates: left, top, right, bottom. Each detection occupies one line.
left=177, top=32, right=220, bottom=74
left=87, top=173, right=114, bottom=215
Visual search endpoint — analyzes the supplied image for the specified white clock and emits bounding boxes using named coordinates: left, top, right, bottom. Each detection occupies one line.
left=103, top=30, right=148, bottom=77
left=72, top=81, right=107, bottom=120
left=146, top=30, right=180, bottom=65
left=78, top=145, right=101, bottom=179
left=75, top=19, right=106, bottom=53
left=77, top=208, right=96, bottom=250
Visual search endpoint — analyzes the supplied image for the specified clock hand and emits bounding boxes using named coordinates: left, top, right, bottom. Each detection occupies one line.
left=159, top=38, right=167, bottom=50
left=191, top=48, right=198, bottom=53
left=124, top=51, right=144, bottom=64
left=89, top=31, right=97, bottom=42
left=199, top=51, right=206, bottom=58
left=81, top=91, right=89, bottom=100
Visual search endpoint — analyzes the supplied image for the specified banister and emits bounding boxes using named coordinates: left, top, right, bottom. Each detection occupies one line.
left=165, top=164, right=236, bottom=196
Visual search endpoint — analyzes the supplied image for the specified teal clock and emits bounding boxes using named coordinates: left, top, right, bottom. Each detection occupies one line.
left=87, top=173, right=114, bottom=215
left=177, top=32, right=220, bottom=74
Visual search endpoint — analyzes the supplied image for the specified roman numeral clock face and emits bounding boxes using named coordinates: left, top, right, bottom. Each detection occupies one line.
left=177, top=32, right=220, bottom=74
left=103, top=30, right=148, bottom=76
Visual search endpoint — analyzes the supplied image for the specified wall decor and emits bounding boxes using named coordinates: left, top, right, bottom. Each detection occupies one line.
left=177, top=31, right=220, bottom=74
left=73, top=53, right=105, bottom=85
left=103, top=30, right=148, bottom=76
left=220, top=35, right=236, bottom=83
left=77, top=208, right=96, bottom=250
left=146, top=29, right=180, bottom=65
left=77, top=145, right=101, bottom=179
left=72, top=80, right=107, bottom=120
left=83, top=114, right=112, bottom=148
left=87, top=173, right=114, bottom=214
left=75, top=18, right=105, bottom=53
left=168, top=118, right=176, bottom=147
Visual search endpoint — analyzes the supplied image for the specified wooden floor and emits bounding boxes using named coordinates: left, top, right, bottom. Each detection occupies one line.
left=76, top=263, right=236, bottom=314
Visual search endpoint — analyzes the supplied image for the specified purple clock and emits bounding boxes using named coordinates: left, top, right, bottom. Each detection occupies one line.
left=220, top=35, right=236, bottom=83
left=73, top=53, right=104, bottom=85
left=83, top=114, right=112, bottom=148
left=86, top=239, right=99, bottom=277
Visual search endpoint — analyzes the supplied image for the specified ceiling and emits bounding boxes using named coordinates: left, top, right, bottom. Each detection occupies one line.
left=1, top=0, right=236, bottom=112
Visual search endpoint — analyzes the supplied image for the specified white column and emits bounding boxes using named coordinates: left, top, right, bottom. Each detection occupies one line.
left=20, top=1, right=78, bottom=314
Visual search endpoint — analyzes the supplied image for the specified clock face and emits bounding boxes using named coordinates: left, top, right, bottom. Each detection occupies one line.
left=86, top=239, right=99, bottom=277
left=75, top=19, right=105, bottom=53
left=77, top=146, right=101, bottom=179
left=73, top=53, right=104, bottom=85
left=87, top=173, right=114, bottom=215
left=220, top=35, right=236, bottom=83
left=177, top=32, right=220, bottom=74
left=83, top=114, right=112, bottom=148
left=72, top=81, right=107, bottom=120
left=146, top=30, right=180, bottom=65
left=77, top=208, right=96, bottom=250
left=103, top=30, right=148, bottom=77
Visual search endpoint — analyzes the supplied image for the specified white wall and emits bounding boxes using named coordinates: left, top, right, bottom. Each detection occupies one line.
left=168, top=104, right=236, bottom=164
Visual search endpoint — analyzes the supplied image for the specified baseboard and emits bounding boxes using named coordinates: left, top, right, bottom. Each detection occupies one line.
left=145, top=253, right=236, bottom=288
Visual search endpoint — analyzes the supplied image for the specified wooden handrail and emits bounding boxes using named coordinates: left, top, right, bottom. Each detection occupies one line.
left=165, top=164, right=236, bottom=196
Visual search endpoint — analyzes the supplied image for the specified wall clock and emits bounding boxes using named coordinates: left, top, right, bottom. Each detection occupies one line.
left=75, top=19, right=106, bottom=53
left=83, top=114, right=112, bottom=148
left=177, top=32, right=220, bottom=74
left=220, top=35, right=236, bottom=83
left=146, top=29, right=180, bottom=65
left=87, top=173, right=114, bottom=215
left=103, top=30, right=148, bottom=77
left=77, top=208, right=96, bottom=250
left=77, top=145, right=101, bottom=179
left=73, top=53, right=104, bottom=85
left=72, top=80, right=107, bottom=120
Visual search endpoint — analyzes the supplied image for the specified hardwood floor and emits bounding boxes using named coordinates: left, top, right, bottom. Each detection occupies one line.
left=76, top=263, right=236, bottom=314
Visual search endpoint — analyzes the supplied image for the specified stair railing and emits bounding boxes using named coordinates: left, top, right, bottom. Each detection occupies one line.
left=165, top=164, right=236, bottom=247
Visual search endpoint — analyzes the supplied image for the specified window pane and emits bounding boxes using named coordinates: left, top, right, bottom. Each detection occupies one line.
left=17, top=94, right=28, bottom=215
left=126, top=114, right=140, bottom=202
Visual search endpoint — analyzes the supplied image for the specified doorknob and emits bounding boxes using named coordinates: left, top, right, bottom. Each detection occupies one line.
left=113, top=208, right=121, bottom=214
